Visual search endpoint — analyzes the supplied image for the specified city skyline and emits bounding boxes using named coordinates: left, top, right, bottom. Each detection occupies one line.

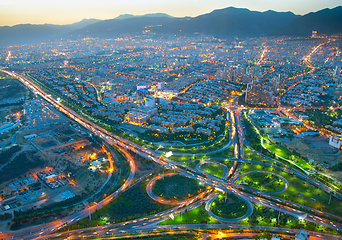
left=0, top=0, right=341, bottom=26
left=0, top=1, right=342, bottom=239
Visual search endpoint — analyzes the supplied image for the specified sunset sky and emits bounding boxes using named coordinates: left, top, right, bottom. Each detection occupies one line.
left=0, top=0, right=341, bottom=26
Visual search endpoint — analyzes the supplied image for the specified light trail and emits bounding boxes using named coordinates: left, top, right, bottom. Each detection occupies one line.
left=5, top=51, right=11, bottom=62
left=1, top=69, right=342, bottom=239
left=256, top=46, right=267, bottom=65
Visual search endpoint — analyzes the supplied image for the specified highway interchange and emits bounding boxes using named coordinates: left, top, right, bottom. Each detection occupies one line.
left=1, top=69, right=342, bottom=240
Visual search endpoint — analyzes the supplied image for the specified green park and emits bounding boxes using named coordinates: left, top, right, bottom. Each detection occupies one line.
left=237, top=172, right=285, bottom=192
left=152, top=174, right=206, bottom=200
left=200, top=162, right=225, bottom=178
left=210, top=193, right=248, bottom=219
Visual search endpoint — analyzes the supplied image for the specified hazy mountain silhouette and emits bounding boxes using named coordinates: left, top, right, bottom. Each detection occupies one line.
left=271, top=6, right=342, bottom=36
left=68, top=16, right=175, bottom=39
left=0, top=24, right=71, bottom=47
left=115, top=13, right=174, bottom=20
left=0, top=18, right=100, bottom=47
left=0, top=6, right=341, bottom=47
left=67, top=18, right=101, bottom=30
left=152, top=7, right=299, bottom=37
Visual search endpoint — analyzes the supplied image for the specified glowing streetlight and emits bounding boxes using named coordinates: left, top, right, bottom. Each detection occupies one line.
left=165, top=151, right=173, bottom=158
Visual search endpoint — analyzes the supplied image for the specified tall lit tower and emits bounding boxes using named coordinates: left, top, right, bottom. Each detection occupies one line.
left=334, top=65, right=341, bottom=76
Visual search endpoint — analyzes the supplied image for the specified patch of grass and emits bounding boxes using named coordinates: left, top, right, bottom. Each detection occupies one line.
left=262, top=138, right=312, bottom=170
left=237, top=172, right=284, bottom=192
left=201, top=163, right=224, bottom=178
left=263, top=139, right=292, bottom=159
left=240, top=163, right=342, bottom=215
left=65, top=181, right=172, bottom=231
left=211, top=193, right=247, bottom=219
left=160, top=204, right=219, bottom=225
left=0, top=152, right=45, bottom=184
left=153, top=174, right=205, bottom=200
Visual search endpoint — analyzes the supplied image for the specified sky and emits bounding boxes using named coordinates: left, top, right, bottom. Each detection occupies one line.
left=0, top=0, right=341, bottom=26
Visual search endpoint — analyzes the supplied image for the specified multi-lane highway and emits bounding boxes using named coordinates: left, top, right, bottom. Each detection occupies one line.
left=205, top=192, right=253, bottom=223
left=4, top=147, right=136, bottom=240
left=2, top=69, right=342, bottom=239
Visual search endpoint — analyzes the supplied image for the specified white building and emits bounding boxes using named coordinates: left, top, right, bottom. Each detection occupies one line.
left=329, top=135, right=342, bottom=149
left=295, top=229, right=310, bottom=240
left=145, top=96, right=155, bottom=108
left=157, top=82, right=165, bottom=90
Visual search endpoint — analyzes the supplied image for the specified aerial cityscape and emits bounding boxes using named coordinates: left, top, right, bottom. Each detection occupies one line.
left=0, top=1, right=342, bottom=240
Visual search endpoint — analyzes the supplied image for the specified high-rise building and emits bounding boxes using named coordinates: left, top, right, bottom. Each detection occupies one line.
left=334, top=65, right=341, bottom=76
left=157, top=82, right=164, bottom=90
left=336, top=77, right=342, bottom=87
left=216, top=67, right=233, bottom=81
left=100, top=65, right=108, bottom=75
left=92, top=75, right=101, bottom=86
left=145, top=96, right=155, bottom=108
left=232, top=66, right=254, bottom=84
left=312, top=31, right=317, bottom=38
left=137, top=88, right=149, bottom=98
left=272, top=74, right=286, bottom=92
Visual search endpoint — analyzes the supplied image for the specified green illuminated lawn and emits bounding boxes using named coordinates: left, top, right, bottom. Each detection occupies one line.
left=211, top=193, right=248, bottom=219
left=240, top=163, right=342, bottom=216
left=169, top=146, right=234, bottom=162
left=262, top=138, right=313, bottom=170
left=160, top=205, right=219, bottom=225
left=153, top=174, right=205, bottom=200
left=263, top=139, right=291, bottom=159
left=201, top=163, right=224, bottom=178
left=239, top=163, right=268, bottom=174
left=274, top=172, right=342, bottom=216
left=237, top=172, right=285, bottom=192
left=240, top=205, right=339, bottom=235
left=244, top=147, right=273, bottom=164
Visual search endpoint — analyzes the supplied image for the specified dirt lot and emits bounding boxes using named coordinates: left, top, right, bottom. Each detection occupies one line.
left=32, top=136, right=59, bottom=149
left=271, top=135, right=341, bottom=165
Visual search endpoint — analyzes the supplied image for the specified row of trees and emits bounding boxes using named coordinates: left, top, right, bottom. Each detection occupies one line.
left=0, top=145, right=22, bottom=164
left=242, top=117, right=262, bottom=150
left=304, top=109, right=342, bottom=128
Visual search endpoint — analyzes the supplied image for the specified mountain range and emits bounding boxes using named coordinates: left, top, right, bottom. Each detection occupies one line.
left=0, top=6, right=341, bottom=47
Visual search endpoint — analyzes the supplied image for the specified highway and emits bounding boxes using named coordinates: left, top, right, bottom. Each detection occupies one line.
left=2, top=69, right=342, bottom=239
left=37, top=221, right=342, bottom=240
left=185, top=156, right=342, bottom=223
left=3, top=146, right=136, bottom=240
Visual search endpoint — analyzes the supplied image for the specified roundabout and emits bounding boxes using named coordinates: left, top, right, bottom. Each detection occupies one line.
left=205, top=192, right=253, bottom=222
left=146, top=173, right=209, bottom=205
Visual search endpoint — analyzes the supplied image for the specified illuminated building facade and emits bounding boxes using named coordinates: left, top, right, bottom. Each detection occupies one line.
left=329, top=135, right=342, bottom=149
left=125, top=112, right=150, bottom=125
